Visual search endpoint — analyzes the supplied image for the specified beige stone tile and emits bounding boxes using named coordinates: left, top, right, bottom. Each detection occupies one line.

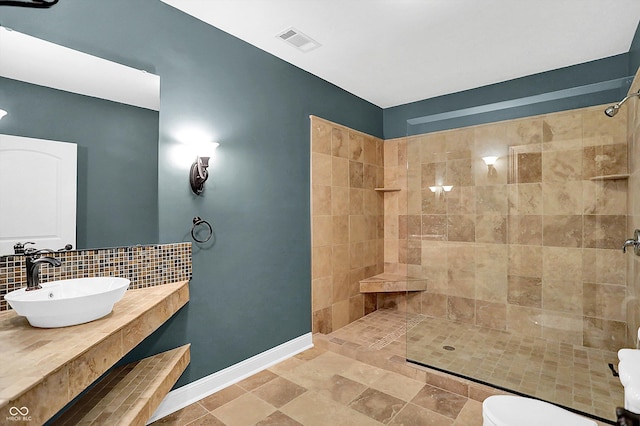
left=331, top=156, right=349, bottom=187
left=475, top=185, right=507, bottom=214
left=542, top=247, right=583, bottom=282
left=475, top=214, right=507, bottom=244
left=447, top=296, right=475, bottom=324
left=212, top=392, right=276, bottom=426
left=452, top=399, right=483, bottom=426
left=507, top=215, right=542, bottom=245
left=151, top=402, right=209, bottom=425
left=331, top=186, right=349, bottom=216
left=543, top=279, right=583, bottom=314
left=583, top=282, right=626, bottom=321
left=542, top=215, right=583, bottom=248
left=332, top=299, right=350, bottom=330
left=508, top=244, right=542, bottom=278
left=508, top=183, right=542, bottom=215
left=255, top=410, right=303, bottom=426
left=582, top=248, right=626, bottom=285
left=312, top=277, right=332, bottom=311
left=369, top=371, right=425, bottom=402
left=583, top=179, right=627, bottom=215
left=446, top=159, right=474, bottom=187
left=199, top=385, right=246, bottom=411
left=251, top=377, right=307, bottom=408
left=350, top=160, right=364, bottom=188
left=341, top=359, right=389, bottom=388
left=507, top=275, right=542, bottom=308
left=268, top=357, right=306, bottom=376
left=542, top=111, right=582, bottom=143
left=411, top=384, right=468, bottom=420
left=185, top=414, right=225, bottom=426
left=236, top=370, right=278, bottom=392
left=350, top=188, right=365, bottom=215
left=311, top=119, right=331, bottom=155
left=314, top=374, right=367, bottom=405
left=542, top=181, right=583, bottom=215
left=507, top=305, right=542, bottom=337
left=312, top=184, right=331, bottom=216
left=311, top=246, right=332, bottom=279
left=312, top=307, right=332, bottom=334
left=349, top=132, right=365, bottom=162
left=390, top=402, right=454, bottom=426
left=349, top=387, right=406, bottom=423
left=542, top=149, right=584, bottom=181
left=475, top=301, right=506, bottom=330
left=332, top=127, right=349, bottom=159
left=311, top=153, right=332, bottom=186
left=312, top=215, right=333, bottom=247
left=385, top=139, right=399, bottom=167
left=281, top=391, right=380, bottom=426
left=583, top=215, right=627, bottom=250
left=447, top=215, right=475, bottom=242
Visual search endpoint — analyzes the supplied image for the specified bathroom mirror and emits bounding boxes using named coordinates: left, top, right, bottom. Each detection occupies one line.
left=0, top=27, right=160, bottom=255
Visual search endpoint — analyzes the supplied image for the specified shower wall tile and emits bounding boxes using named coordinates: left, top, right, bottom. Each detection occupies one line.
left=310, top=116, right=384, bottom=334
left=542, top=215, right=583, bottom=247
left=447, top=296, right=475, bottom=324
left=583, top=215, right=627, bottom=249
left=507, top=215, right=542, bottom=245
left=508, top=183, right=542, bottom=215
left=583, top=282, right=626, bottom=322
left=390, top=103, right=629, bottom=350
left=627, top=66, right=640, bottom=347
left=507, top=276, right=542, bottom=308
left=475, top=301, right=506, bottom=330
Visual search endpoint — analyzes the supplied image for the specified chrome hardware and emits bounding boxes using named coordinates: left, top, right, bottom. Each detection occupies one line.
left=622, top=229, right=640, bottom=256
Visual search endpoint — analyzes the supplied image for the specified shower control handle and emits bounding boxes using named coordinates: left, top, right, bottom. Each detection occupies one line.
left=622, top=229, right=640, bottom=256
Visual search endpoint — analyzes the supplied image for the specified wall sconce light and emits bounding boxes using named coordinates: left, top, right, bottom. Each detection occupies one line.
left=482, top=156, right=498, bottom=177
left=0, top=109, right=7, bottom=121
left=428, top=185, right=453, bottom=197
left=189, top=143, right=219, bottom=195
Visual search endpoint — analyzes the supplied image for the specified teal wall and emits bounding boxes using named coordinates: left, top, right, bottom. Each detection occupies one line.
left=0, top=0, right=382, bottom=389
left=0, top=77, right=159, bottom=249
left=384, top=54, right=632, bottom=139
left=384, top=18, right=640, bottom=139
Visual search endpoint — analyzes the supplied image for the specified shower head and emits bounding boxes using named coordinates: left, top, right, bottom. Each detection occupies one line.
left=604, top=90, right=640, bottom=117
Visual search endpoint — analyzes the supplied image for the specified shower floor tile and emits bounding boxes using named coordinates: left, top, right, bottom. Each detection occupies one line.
left=327, top=309, right=623, bottom=422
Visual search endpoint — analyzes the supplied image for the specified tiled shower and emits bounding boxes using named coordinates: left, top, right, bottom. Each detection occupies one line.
left=311, top=69, right=640, bottom=421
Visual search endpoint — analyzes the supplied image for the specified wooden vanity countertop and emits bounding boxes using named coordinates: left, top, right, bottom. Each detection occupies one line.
left=0, top=280, right=189, bottom=424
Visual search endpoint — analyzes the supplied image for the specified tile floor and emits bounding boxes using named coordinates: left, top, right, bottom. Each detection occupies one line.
left=153, top=309, right=615, bottom=425
left=152, top=346, right=482, bottom=426
left=405, top=313, right=623, bottom=420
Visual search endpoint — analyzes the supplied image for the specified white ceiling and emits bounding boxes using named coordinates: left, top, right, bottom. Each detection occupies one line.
left=161, top=0, right=640, bottom=108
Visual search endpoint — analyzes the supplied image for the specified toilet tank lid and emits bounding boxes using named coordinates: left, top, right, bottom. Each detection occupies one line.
left=483, top=396, right=597, bottom=426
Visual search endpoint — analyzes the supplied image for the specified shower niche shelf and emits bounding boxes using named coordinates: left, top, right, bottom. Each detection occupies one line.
left=589, top=174, right=629, bottom=181
left=360, top=273, right=427, bottom=293
left=374, top=188, right=401, bottom=192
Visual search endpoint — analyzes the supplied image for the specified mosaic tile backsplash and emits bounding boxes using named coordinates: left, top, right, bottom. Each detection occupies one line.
left=0, top=242, right=192, bottom=311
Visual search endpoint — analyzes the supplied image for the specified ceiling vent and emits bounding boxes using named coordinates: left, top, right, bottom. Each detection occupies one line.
left=276, top=27, right=320, bottom=53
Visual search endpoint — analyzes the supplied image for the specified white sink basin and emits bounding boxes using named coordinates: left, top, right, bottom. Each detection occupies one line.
left=4, top=277, right=130, bottom=328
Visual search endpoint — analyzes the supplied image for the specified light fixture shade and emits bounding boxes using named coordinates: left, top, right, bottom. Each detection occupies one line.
left=0, top=109, right=7, bottom=120
left=482, top=156, right=498, bottom=166
left=442, top=185, right=453, bottom=192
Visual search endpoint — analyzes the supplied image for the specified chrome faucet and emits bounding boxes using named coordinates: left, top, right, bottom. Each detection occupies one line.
left=623, top=229, right=640, bottom=255
left=24, top=249, right=62, bottom=291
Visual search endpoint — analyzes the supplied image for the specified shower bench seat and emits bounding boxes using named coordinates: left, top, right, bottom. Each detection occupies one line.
left=359, top=273, right=427, bottom=293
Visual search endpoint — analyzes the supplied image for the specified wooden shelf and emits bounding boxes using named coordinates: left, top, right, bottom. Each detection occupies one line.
left=589, top=174, right=629, bottom=181
left=53, top=344, right=190, bottom=426
left=374, top=188, right=401, bottom=192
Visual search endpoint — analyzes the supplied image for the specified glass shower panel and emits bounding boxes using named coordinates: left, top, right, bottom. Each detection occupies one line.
left=404, top=106, right=628, bottom=423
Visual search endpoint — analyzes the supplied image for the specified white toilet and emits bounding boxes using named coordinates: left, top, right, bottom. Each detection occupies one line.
left=482, top=395, right=597, bottom=426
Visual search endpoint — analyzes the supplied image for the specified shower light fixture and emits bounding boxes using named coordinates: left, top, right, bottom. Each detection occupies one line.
left=482, top=156, right=498, bottom=177
left=189, top=142, right=219, bottom=195
left=604, top=90, right=640, bottom=117
left=0, top=109, right=6, bottom=121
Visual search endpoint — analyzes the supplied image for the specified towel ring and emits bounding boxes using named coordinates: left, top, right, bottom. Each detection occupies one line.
left=191, top=216, right=213, bottom=243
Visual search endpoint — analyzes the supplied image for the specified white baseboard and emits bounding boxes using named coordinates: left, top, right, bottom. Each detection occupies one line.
left=147, top=332, right=313, bottom=423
